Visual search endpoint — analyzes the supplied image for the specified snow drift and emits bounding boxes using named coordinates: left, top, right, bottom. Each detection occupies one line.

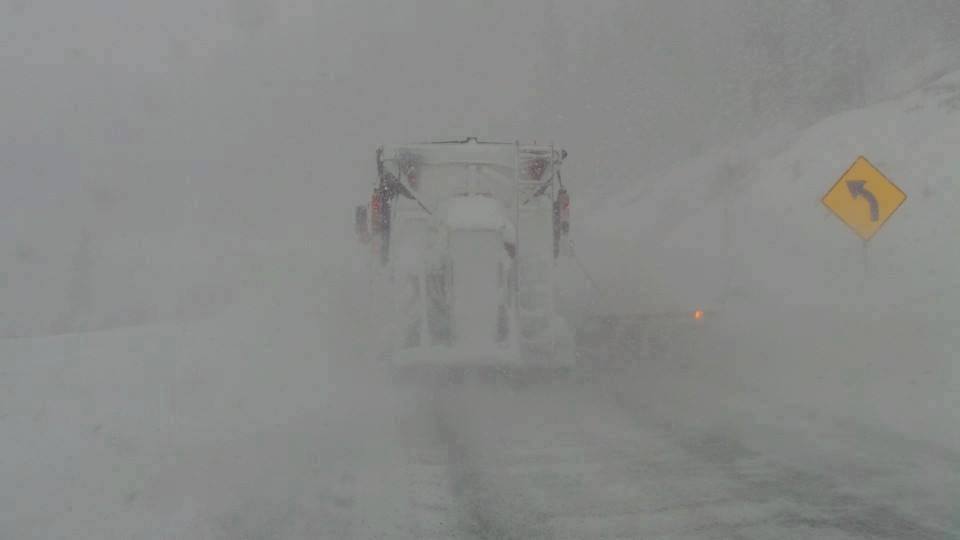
left=577, top=68, right=960, bottom=451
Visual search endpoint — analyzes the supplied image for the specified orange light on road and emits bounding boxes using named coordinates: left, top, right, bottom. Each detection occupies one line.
left=693, top=309, right=705, bottom=321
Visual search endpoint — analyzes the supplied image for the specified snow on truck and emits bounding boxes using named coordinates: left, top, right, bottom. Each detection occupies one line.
left=354, top=138, right=575, bottom=374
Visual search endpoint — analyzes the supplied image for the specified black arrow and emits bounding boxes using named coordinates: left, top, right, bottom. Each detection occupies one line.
left=847, top=180, right=879, bottom=222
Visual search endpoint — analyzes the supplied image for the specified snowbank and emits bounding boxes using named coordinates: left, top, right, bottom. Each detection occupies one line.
left=578, top=68, right=960, bottom=450
left=0, top=257, right=341, bottom=538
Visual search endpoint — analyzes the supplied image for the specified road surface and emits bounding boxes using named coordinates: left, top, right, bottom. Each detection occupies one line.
left=168, top=355, right=957, bottom=539
left=6, top=322, right=956, bottom=539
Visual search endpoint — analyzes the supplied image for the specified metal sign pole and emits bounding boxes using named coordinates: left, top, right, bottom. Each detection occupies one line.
left=514, top=141, right=521, bottom=311
left=862, top=239, right=870, bottom=277
left=822, top=156, right=907, bottom=299
left=857, top=239, right=870, bottom=297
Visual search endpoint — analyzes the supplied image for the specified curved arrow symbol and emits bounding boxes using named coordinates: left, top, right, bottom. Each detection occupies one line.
left=847, top=180, right=879, bottom=222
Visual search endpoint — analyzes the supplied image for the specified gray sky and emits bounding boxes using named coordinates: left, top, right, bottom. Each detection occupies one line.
left=1, top=0, right=958, bottom=335
left=3, top=1, right=958, bottom=217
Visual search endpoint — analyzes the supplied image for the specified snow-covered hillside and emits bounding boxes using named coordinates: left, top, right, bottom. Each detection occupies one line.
left=582, top=68, right=960, bottom=311
left=575, top=68, right=960, bottom=450
left=0, top=248, right=380, bottom=539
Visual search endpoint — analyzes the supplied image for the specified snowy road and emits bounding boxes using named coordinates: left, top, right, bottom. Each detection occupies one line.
left=4, top=319, right=957, bottom=538
left=395, top=371, right=958, bottom=539
left=255, top=346, right=956, bottom=540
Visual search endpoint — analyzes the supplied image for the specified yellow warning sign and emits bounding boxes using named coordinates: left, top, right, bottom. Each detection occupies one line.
left=822, top=156, right=906, bottom=241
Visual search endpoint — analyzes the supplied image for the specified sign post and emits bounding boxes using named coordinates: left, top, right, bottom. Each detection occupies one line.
left=822, top=156, right=906, bottom=291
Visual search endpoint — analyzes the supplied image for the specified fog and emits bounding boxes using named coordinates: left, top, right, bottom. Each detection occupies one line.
left=2, top=2, right=959, bottom=538
left=3, top=1, right=959, bottom=335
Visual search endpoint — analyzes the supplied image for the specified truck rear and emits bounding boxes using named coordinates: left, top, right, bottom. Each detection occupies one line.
left=354, top=138, right=574, bottom=377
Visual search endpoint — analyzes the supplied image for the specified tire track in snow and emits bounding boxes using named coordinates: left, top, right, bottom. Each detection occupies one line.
left=603, top=370, right=954, bottom=540
left=402, top=371, right=956, bottom=539
left=429, top=384, right=554, bottom=540
left=130, top=366, right=465, bottom=539
left=380, top=382, right=462, bottom=540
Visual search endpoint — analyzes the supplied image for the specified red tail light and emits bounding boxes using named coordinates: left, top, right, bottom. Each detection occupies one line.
left=557, top=188, right=570, bottom=221
left=370, top=191, right=382, bottom=232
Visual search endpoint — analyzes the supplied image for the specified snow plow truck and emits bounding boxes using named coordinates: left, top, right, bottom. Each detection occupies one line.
left=354, top=138, right=575, bottom=376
